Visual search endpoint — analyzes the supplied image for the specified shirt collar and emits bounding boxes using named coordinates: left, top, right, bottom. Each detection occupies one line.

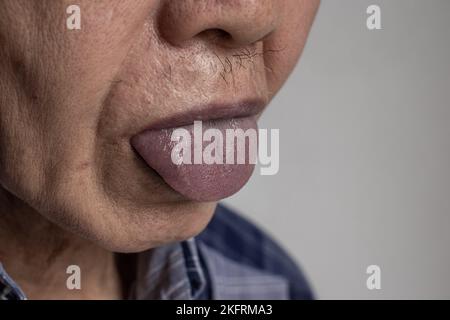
left=133, top=238, right=208, bottom=300
left=0, top=263, right=27, bottom=300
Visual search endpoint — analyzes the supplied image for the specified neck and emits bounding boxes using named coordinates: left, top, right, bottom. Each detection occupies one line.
left=0, top=188, right=123, bottom=300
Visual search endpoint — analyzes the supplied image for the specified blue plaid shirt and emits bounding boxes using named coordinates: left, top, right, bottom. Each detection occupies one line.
left=0, top=204, right=313, bottom=300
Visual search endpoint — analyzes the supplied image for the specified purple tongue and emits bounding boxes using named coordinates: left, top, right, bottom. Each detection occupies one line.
left=131, top=118, right=257, bottom=201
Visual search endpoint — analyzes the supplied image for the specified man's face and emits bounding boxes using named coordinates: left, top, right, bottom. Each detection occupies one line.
left=0, top=0, right=319, bottom=252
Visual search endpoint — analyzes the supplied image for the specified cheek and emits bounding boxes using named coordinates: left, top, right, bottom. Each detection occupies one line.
left=0, top=0, right=159, bottom=194
left=263, top=0, right=319, bottom=96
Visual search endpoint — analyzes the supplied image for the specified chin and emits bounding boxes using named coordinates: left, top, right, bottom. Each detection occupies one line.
left=101, top=201, right=218, bottom=253
left=40, top=187, right=218, bottom=253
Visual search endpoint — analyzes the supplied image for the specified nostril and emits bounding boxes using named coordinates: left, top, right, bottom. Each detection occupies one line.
left=196, top=28, right=232, bottom=44
left=158, top=1, right=280, bottom=48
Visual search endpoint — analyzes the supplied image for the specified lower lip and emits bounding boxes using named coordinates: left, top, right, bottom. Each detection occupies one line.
left=131, top=117, right=257, bottom=202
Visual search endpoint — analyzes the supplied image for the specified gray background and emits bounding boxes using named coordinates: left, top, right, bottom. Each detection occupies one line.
left=225, top=0, right=450, bottom=299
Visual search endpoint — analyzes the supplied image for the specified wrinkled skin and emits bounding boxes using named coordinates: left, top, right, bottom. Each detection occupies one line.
left=0, top=0, right=319, bottom=254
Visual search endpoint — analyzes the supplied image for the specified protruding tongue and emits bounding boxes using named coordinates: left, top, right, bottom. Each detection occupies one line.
left=131, top=118, right=257, bottom=201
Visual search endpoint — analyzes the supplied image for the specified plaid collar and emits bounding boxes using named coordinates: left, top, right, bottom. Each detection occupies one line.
left=132, top=238, right=208, bottom=300
left=0, top=263, right=27, bottom=300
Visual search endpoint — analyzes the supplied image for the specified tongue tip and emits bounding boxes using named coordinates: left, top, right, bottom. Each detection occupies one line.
left=131, top=117, right=258, bottom=202
left=132, top=136, right=256, bottom=202
left=166, top=164, right=255, bottom=202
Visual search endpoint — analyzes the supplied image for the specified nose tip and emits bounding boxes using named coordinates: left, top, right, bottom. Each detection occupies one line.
left=158, top=0, right=280, bottom=48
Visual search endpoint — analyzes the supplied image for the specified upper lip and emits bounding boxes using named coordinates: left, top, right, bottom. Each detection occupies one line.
left=139, top=98, right=266, bottom=131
